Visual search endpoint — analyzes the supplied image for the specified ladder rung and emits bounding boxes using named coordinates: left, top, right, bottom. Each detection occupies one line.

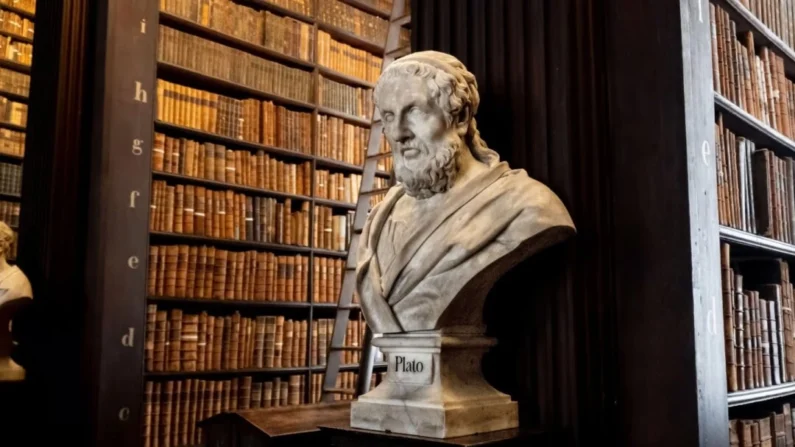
left=367, top=151, right=392, bottom=160
left=362, top=187, right=391, bottom=195
left=386, top=45, right=411, bottom=60
left=324, top=387, right=357, bottom=395
left=394, top=14, right=411, bottom=27
left=336, top=304, right=359, bottom=310
left=330, top=346, right=362, bottom=351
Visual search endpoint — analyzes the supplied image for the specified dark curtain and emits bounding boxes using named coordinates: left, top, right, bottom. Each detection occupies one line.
left=411, top=1, right=616, bottom=445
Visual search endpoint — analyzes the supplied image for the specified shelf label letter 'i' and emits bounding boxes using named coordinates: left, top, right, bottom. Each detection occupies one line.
left=141, top=19, right=146, bottom=34
left=134, top=81, right=147, bottom=103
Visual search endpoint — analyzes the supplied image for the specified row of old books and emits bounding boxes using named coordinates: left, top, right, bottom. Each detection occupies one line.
left=0, top=35, right=30, bottom=65
left=317, top=30, right=383, bottom=83
left=315, top=169, right=361, bottom=204
left=721, top=243, right=795, bottom=392
left=313, top=206, right=353, bottom=251
left=736, top=0, right=795, bottom=52
left=0, top=161, right=21, bottom=196
left=166, top=0, right=315, bottom=63
left=309, top=371, right=386, bottom=404
left=377, top=154, right=393, bottom=173
left=143, top=374, right=305, bottom=447
left=0, top=128, right=23, bottom=157
left=0, top=94, right=25, bottom=127
left=157, top=79, right=313, bottom=153
left=319, top=74, right=373, bottom=119
left=0, top=9, right=32, bottom=40
left=147, top=245, right=310, bottom=303
left=0, top=0, right=34, bottom=14
left=711, top=3, right=795, bottom=140
left=0, top=199, right=18, bottom=226
left=317, top=0, right=389, bottom=46
left=730, top=402, right=795, bottom=446
left=147, top=244, right=346, bottom=304
left=153, top=133, right=312, bottom=196
left=146, top=307, right=308, bottom=372
left=158, top=25, right=313, bottom=105
left=0, top=66, right=28, bottom=97
left=150, top=180, right=312, bottom=246
left=317, top=114, right=370, bottom=166
left=145, top=306, right=366, bottom=372
left=715, top=114, right=795, bottom=244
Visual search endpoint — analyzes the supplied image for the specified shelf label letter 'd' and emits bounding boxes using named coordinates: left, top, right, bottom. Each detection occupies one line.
left=121, top=328, right=135, bottom=347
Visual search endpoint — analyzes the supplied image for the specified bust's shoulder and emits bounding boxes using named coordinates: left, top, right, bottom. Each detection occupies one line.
left=488, top=166, right=576, bottom=232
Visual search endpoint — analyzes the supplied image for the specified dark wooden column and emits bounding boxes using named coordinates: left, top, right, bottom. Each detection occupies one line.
left=604, top=0, right=728, bottom=445
left=11, top=0, right=97, bottom=444
left=412, top=0, right=728, bottom=445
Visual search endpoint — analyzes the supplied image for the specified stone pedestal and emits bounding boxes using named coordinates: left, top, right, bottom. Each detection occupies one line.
left=350, top=331, right=518, bottom=439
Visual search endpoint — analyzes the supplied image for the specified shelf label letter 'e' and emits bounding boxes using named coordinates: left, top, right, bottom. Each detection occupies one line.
left=134, top=81, right=147, bottom=103
left=128, top=256, right=139, bottom=269
left=118, top=407, right=130, bottom=421
left=122, top=328, right=134, bottom=347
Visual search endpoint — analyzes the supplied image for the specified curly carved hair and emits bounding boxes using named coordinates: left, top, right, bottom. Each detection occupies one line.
left=0, top=221, right=14, bottom=259
left=373, top=51, right=500, bottom=167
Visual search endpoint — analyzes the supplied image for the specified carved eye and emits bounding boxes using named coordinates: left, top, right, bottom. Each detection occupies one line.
left=409, top=106, right=420, bottom=114
left=383, top=112, right=394, bottom=123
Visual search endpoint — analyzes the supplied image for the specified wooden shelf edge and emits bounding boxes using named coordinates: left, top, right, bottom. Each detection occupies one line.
left=719, top=226, right=795, bottom=257
left=317, top=106, right=372, bottom=127
left=0, top=152, right=23, bottom=163
left=0, top=192, right=20, bottom=201
left=715, top=0, right=795, bottom=77
left=152, top=171, right=312, bottom=202
left=0, top=3, right=34, bottom=20
left=154, top=120, right=313, bottom=161
left=150, top=231, right=312, bottom=254
left=248, top=0, right=316, bottom=25
left=148, top=296, right=311, bottom=309
left=157, top=61, right=315, bottom=111
left=714, top=92, right=795, bottom=156
left=313, top=248, right=348, bottom=258
left=0, top=58, right=30, bottom=74
left=338, top=0, right=391, bottom=19
left=145, top=366, right=310, bottom=378
left=728, top=381, right=795, bottom=407
left=317, top=21, right=384, bottom=55
left=318, top=65, right=376, bottom=89
left=159, top=11, right=316, bottom=71
left=0, top=28, right=32, bottom=44
left=314, top=197, right=356, bottom=210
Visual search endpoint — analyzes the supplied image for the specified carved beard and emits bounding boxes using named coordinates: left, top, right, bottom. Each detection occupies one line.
left=394, top=134, right=462, bottom=200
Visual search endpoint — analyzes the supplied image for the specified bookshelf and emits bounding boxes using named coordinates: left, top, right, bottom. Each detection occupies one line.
left=0, top=0, right=33, bottom=264
left=710, top=0, right=795, bottom=441
left=136, top=0, right=401, bottom=446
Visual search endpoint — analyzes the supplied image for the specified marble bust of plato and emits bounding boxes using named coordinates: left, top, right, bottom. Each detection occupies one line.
left=356, top=51, right=576, bottom=335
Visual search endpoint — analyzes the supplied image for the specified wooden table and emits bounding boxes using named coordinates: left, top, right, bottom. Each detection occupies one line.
left=199, top=401, right=352, bottom=447
left=319, top=422, right=557, bottom=447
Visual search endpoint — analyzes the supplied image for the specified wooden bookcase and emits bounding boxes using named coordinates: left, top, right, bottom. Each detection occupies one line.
left=0, top=0, right=35, bottom=263
left=710, top=0, right=795, bottom=441
left=43, top=0, right=401, bottom=446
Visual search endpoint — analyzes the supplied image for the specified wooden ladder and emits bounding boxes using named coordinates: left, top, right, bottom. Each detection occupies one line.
left=320, top=0, right=411, bottom=402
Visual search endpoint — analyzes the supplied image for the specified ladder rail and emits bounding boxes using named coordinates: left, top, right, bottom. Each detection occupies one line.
left=321, top=0, right=410, bottom=402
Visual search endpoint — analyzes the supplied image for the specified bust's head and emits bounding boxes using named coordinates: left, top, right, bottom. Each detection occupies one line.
left=374, top=51, right=499, bottom=199
left=0, top=222, right=14, bottom=261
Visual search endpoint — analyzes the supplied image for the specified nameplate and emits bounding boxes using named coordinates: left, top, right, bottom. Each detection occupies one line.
left=388, top=353, right=433, bottom=385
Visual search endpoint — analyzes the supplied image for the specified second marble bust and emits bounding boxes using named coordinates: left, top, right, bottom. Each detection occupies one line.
left=356, top=51, right=576, bottom=334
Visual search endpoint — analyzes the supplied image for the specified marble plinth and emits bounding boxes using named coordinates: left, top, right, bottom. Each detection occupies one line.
left=350, top=331, right=518, bottom=439
left=0, top=356, right=24, bottom=381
